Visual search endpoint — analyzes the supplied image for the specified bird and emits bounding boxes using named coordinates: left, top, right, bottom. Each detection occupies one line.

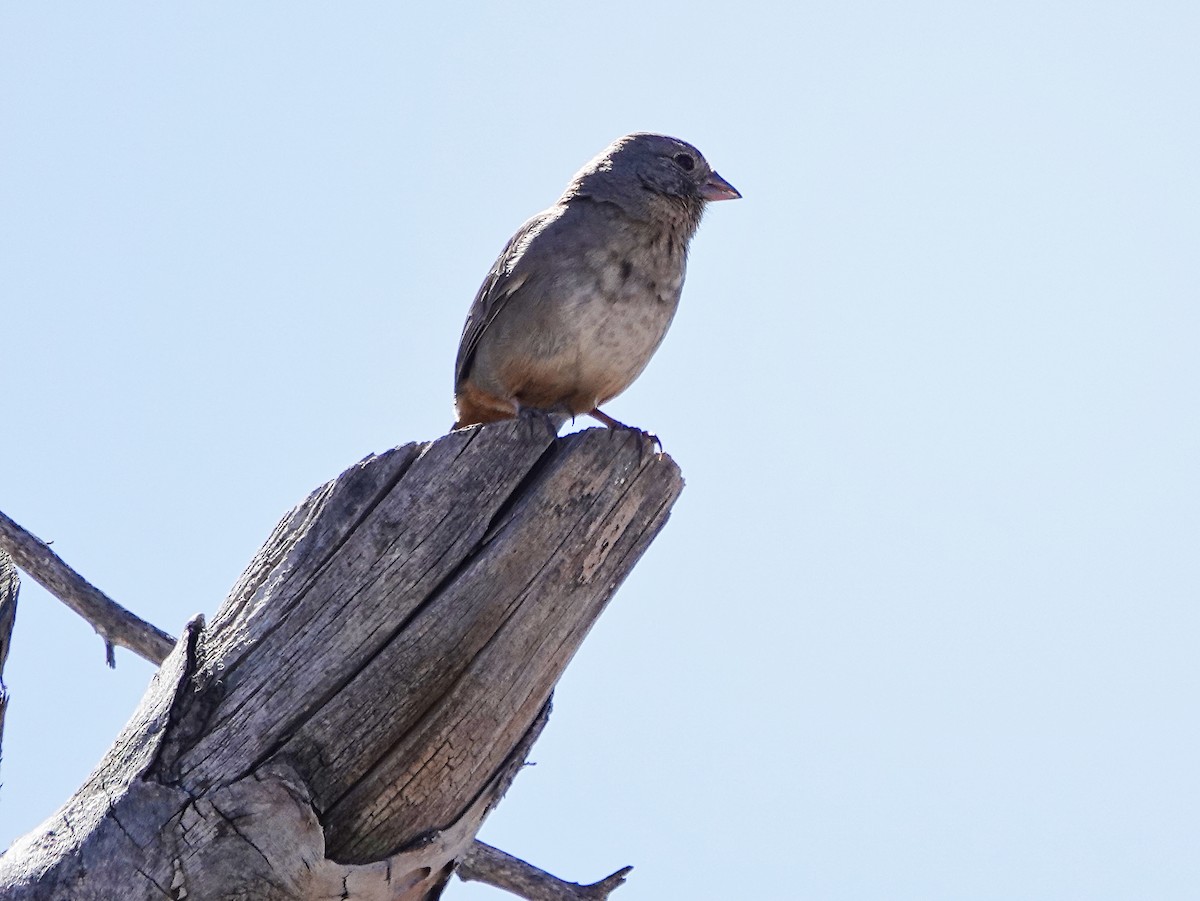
left=452, top=132, right=740, bottom=435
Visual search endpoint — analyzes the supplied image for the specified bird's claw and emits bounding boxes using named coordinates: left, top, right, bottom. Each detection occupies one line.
left=632, top=428, right=663, bottom=463
left=585, top=408, right=662, bottom=460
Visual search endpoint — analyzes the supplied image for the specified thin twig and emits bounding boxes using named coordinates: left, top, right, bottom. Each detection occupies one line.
left=458, top=841, right=632, bottom=900
left=0, top=509, right=175, bottom=666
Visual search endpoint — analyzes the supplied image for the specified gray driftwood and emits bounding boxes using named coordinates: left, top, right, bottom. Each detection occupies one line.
left=0, top=420, right=683, bottom=900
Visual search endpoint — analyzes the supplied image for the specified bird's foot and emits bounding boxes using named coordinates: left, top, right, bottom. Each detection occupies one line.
left=586, top=408, right=663, bottom=458
left=517, top=406, right=568, bottom=439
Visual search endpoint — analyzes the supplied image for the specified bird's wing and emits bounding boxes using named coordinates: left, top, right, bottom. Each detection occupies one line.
left=454, top=208, right=561, bottom=389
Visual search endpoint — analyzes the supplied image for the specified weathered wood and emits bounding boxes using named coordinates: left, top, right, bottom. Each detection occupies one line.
left=0, top=509, right=175, bottom=665
left=0, top=551, right=18, bottom=767
left=0, top=421, right=683, bottom=899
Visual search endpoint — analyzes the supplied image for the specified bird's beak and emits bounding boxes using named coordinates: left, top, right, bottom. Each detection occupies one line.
left=699, top=170, right=742, bottom=201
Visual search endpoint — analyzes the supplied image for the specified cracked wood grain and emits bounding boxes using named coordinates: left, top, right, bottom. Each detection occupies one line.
left=1, top=551, right=20, bottom=781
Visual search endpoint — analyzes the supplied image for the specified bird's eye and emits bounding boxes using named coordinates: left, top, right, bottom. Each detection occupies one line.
left=673, top=153, right=695, bottom=171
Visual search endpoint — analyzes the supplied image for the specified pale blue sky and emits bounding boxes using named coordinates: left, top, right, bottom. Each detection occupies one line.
left=2, top=3, right=1198, bottom=899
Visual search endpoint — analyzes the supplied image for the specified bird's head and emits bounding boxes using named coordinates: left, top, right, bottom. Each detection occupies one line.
left=563, top=133, right=740, bottom=223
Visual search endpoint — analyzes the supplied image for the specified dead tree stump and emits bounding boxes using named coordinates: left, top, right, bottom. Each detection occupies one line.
left=0, top=421, right=683, bottom=900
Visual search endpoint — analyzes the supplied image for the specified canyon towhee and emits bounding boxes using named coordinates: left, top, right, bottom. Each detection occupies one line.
left=453, top=132, right=740, bottom=432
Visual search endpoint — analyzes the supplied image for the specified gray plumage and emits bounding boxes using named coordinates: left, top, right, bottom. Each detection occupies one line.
left=453, top=132, right=740, bottom=431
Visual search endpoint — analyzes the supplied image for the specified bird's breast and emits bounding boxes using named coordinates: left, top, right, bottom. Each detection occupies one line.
left=555, top=244, right=685, bottom=404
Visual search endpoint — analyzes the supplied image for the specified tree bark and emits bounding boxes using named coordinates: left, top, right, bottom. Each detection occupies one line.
left=0, top=421, right=682, bottom=900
